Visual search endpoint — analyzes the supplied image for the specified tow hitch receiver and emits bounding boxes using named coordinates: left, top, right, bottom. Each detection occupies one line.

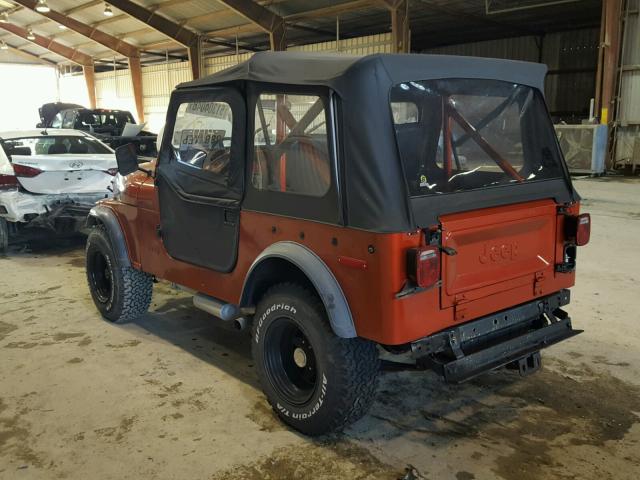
left=411, top=290, right=582, bottom=383
left=508, top=351, right=542, bottom=377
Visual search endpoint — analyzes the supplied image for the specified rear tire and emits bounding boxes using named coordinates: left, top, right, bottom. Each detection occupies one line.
left=0, top=218, right=8, bottom=254
left=252, top=283, right=379, bottom=436
left=86, top=225, right=152, bottom=323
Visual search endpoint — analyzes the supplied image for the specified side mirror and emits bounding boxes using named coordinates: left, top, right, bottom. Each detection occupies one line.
left=115, top=143, right=139, bottom=176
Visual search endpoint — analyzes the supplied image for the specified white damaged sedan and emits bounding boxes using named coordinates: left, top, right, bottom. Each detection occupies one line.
left=0, top=129, right=116, bottom=252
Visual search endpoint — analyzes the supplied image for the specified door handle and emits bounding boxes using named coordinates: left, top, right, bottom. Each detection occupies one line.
left=224, top=210, right=239, bottom=226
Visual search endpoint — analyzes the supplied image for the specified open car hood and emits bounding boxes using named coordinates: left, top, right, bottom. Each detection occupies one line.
left=38, top=102, right=84, bottom=127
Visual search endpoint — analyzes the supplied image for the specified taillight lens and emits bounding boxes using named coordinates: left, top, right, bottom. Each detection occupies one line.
left=566, top=213, right=591, bottom=246
left=0, top=173, right=18, bottom=188
left=407, top=246, right=440, bottom=289
left=576, top=213, right=590, bottom=246
left=12, top=164, right=43, bottom=178
left=105, top=168, right=118, bottom=176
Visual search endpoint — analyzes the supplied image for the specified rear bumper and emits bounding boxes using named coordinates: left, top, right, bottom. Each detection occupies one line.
left=411, top=289, right=581, bottom=383
left=0, top=190, right=108, bottom=227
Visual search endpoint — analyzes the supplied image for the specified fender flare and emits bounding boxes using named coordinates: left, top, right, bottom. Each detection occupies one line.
left=241, top=241, right=357, bottom=338
left=86, top=205, right=131, bottom=268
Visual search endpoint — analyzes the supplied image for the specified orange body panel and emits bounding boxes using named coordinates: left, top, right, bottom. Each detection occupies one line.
left=106, top=168, right=577, bottom=346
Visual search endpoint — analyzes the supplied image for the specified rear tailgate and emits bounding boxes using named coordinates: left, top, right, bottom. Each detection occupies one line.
left=11, top=154, right=116, bottom=194
left=440, top=199, right=558, bottom=309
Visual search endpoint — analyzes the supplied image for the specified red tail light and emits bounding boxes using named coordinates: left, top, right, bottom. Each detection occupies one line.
left=575, top=213, right=591, bottom=246
left=0, top=173, right=18, bottom=188
left=12, top=164, right=43, bottom=178
left=407, top=245, right=440, bottom=289
left=565, top=213, right=590, bottom=247
left=105, top=168, right=119, bottom=176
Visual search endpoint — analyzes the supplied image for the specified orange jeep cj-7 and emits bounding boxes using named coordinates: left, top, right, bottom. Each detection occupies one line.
left=85, top=52, right=590, bottom=436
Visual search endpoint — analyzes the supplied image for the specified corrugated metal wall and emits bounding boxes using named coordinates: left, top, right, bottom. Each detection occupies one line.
left=424, top=28, right=599, bottom=120
left=616, top=0, right=640, bottom=165
left=59, top=33, right=392, bottom=133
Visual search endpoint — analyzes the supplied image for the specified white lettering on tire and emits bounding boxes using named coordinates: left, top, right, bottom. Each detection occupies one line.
left=255, top=303, right=297, bottom=344
left=276, top=374, right=327, bottom=421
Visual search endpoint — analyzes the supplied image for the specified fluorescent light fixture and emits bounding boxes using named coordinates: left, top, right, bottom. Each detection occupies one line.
left=104, top=3, right=113, bottom=16
left=27, top=28, right=35, bottom=40
left=58, top=24, right=67, bottom=29
left=0, top=12, right=9, bottom=22
left=0, top=41, right=8, bottom=50
left=35, top=0, right=50, bottom=13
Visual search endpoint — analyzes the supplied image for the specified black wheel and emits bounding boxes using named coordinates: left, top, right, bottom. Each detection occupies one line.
left=252, top=283, right=380, bottom=436
left=86, top=225, right=152, bottom=323
left=0, top=218, right=8, bottom=254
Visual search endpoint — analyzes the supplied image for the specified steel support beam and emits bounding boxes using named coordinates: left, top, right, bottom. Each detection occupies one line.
left=286, top=0, right=376, bottom=20
left=188, top=41, right=202, bottom=81
left=0, top=23, right=93, bottom=66
left=3, top=42, right=57, bottom=66
left=106, top=0, right=202, bottom=79
left=13, top=0, right=140, bottom=58
left=599, top=0, right=623, bottom=126
left=216, top=0, right=286, bottom=50
left=128, top=56, right=145, bottom=122
left=378, top=0, right=410, bottom=53
left=83, top=65, right=97, bottom=109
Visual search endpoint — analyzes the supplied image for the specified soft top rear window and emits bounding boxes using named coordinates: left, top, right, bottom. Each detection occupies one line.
left=390, top=79, right=565, bottom=197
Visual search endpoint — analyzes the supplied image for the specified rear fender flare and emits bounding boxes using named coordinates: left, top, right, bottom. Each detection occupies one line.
left=241, top=241, right=357, bottom=338
left=86, top=205, right=131, bottom=268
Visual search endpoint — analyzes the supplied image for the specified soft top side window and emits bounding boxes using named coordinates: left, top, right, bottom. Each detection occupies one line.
left=252, top=93, right=331, bottom=198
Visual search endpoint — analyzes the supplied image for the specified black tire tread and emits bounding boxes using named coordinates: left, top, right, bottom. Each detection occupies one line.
left=255, top=283, right=379, bottom=435
left=0, top=218, right=8, bottom=254
left=86, top=224, right=152, bottom=323
left=118, top=264, right=153, bottom=322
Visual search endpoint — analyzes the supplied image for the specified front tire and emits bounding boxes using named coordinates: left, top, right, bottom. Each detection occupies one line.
left=0, top=218, right=8, bottom=254
left=86, top=225, right=153, bottom=323
left=252, top=283, right=379, bottom=436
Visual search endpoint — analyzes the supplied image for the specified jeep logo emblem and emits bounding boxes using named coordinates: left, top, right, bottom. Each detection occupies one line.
left=479, top=242, right=519, bottom=264
left=69, top=160, right=84, bottom=169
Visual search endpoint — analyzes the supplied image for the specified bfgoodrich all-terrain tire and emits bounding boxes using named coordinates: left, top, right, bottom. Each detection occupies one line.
left=85, top=225, right=152, bottom=323
left=252, top=283, right=380, bottom=436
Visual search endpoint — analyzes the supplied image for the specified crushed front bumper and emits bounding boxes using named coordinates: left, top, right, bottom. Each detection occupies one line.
left=411, top=289, right=581, bottom=383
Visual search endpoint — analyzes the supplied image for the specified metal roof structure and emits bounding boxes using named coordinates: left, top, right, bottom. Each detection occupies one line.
left=0, top=0, right=602, bottom=69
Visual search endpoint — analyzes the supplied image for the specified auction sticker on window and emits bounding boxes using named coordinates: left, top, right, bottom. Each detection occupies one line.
left=179, top=129, right=225, bottom=150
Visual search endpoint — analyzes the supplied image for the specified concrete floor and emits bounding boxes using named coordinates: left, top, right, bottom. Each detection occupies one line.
left=1, top=177, right=639, bottom=480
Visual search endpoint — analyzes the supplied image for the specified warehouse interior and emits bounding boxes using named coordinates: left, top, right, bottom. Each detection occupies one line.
left=0, top=1, right=639, bottom=479
left=0, top=0, right=637, bottom=169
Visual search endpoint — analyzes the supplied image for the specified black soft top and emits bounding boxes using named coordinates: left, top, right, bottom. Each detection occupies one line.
left=176, top=53, right=573, bottom=232
left=178, top=52, right=547, bottom=93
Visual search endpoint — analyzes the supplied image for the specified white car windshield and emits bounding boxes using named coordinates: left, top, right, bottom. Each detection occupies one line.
left=2, top=136, right=112, bottom=156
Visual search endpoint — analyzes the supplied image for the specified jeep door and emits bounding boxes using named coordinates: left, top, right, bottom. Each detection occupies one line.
left=155, top=87, right=245, bottom=273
